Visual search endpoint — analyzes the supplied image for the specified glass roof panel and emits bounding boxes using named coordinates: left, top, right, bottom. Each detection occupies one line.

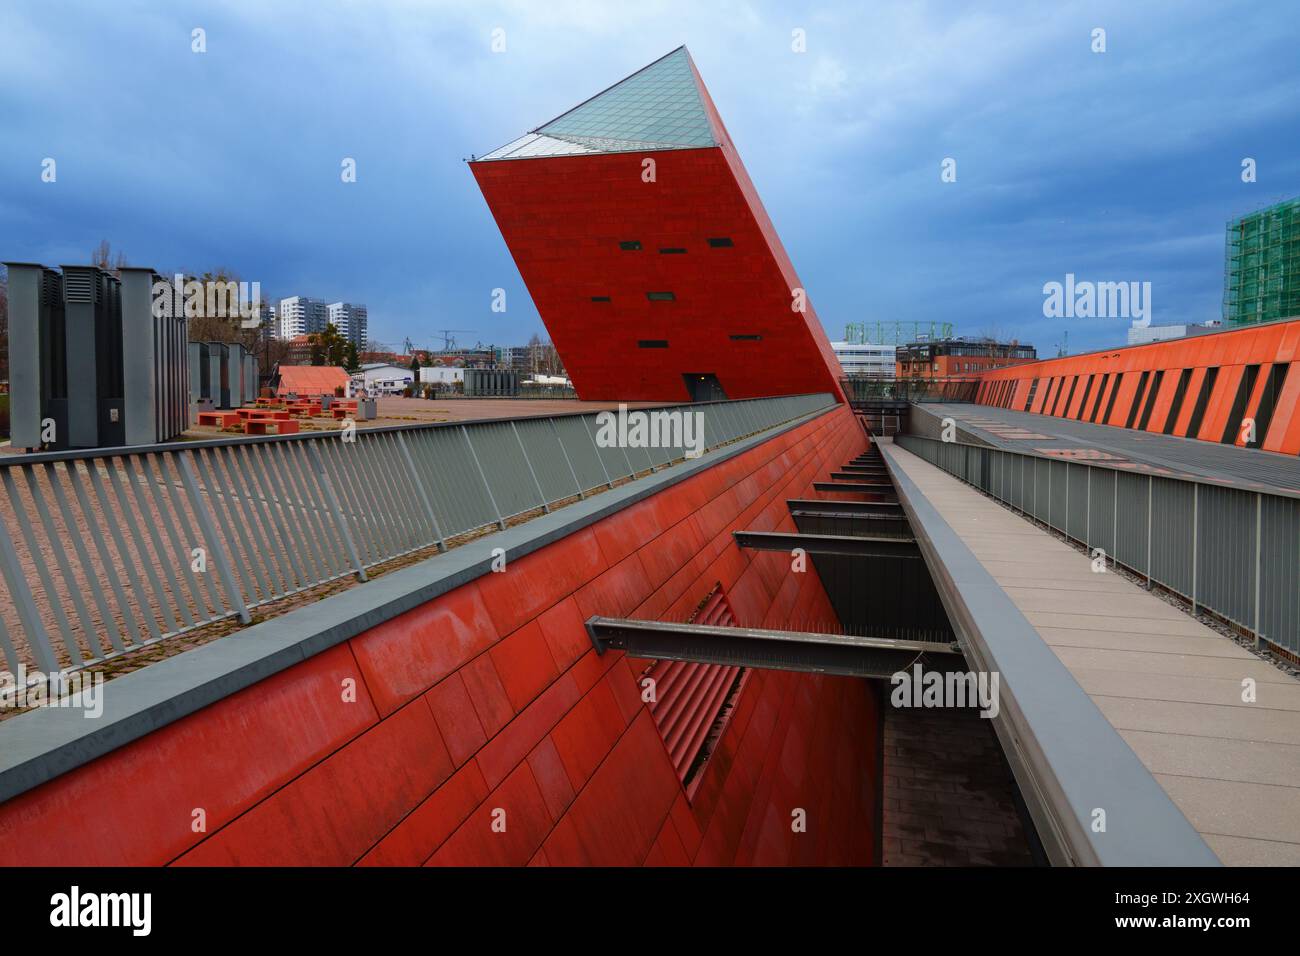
left=476, top=47, right=717, bottom=160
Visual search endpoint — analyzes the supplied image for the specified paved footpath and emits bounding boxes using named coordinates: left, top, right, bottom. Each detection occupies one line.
left=883, top=440, right=1300, bottom=866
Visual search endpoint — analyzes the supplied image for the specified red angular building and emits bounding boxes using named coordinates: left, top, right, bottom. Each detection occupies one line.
left=471, top=47, right=845, bottom=403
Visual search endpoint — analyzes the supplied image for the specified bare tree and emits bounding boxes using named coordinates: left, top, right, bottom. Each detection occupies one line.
left=89, top=240, right=127, bottom=274
left=184, top=267, right=264, bottom=352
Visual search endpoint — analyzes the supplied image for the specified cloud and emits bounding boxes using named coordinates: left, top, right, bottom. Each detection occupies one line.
left=1, top=0, right=1297, bottom=354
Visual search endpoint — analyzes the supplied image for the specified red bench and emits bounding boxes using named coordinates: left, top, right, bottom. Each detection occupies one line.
left=197, top=411, right=242, bottom=428
left=238, top=408, right=291, bottom=421
left=244, top=419, right=300, bottom=435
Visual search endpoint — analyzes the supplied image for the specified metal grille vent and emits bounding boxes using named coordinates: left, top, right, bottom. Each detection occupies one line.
left=43, top=272, right=63, bottom=306
left=62, top=270, right=93, bottom=303
left=643, top=584, right=747, bottom=791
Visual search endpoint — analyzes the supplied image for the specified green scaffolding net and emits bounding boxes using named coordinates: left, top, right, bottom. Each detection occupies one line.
left=1224, top=196, right=1300, bottom=325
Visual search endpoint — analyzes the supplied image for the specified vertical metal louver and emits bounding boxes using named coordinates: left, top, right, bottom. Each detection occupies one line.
left=62, top=270, right=93, bottom=303
left=642, top=584, right=748, bottom=793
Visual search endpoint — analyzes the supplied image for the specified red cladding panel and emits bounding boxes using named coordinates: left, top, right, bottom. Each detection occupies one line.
left=470, top=147, right=844, bottom=402
left=970, top=318, right=1300, bottom=453
left=1, top=405, right=880, bottom=868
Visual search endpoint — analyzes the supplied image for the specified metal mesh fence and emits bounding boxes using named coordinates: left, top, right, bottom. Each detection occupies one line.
left=896, top=434, right=1300, bottom=655
left=0, top=393, right=835, bottom=675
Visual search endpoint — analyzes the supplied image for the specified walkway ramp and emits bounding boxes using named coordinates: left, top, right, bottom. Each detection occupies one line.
left=881, top=439, right=1300, bottom=866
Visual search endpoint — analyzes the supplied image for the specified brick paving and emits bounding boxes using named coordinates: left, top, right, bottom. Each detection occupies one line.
left=881, top=704, right=1036, bottom=866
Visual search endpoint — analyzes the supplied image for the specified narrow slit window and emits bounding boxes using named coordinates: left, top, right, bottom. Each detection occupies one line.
left=1061, top=376, right=1079, bottom=417
left=1075, top=376, right=1095, bottom=419
left=1088, top=374, right=1110, bottom=422
left=1125, top=371, right=1151, bottom=429
left=1136, top=369, right=1165, bottom=430
left=1049, top=377, right=1066, bottom=416
left=619, top=240, right=642, bottom=250
left=638, top=339, right=669, bottom=348
left=707, top=237, right=734, bottom=247
left=1101, top=373, right=1123, bottom=424
left=1248, top=362, right=1290, bottom=448
left=1039, top=377, right=1058, bottom=413
left=1220, top=364, right=1261, bottom=444
left=1184, top=367, right=1219, bottom=438
left=646, top=291, right=675, bottom=301
left=1162, top=369, right=1193, bottom=434
left=590, top=296, right=611, bottom=302
left=729, top=334, right=762, bottom=341
left=658, top=247, right=687, bottom=254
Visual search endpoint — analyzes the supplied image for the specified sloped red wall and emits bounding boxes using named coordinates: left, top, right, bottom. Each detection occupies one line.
left=972, top=318, right=1300, bottom=453
left=470, top=147, right=846, bottom=403
left=0, top=405, right=878, bottom=866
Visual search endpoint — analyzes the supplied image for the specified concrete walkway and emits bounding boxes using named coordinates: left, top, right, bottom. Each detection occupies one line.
left=883, top=441, right=1300, bottom=866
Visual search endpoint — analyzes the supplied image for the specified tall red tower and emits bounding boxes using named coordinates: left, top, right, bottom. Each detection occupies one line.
left=471, top=47, right=845, bottom=402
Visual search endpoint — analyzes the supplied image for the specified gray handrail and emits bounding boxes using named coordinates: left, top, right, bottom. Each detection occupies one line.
left=896, top=433, right=1299, bottom=657
left=0, top=393, right=837, bottom=677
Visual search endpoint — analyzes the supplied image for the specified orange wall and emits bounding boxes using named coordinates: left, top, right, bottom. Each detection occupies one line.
left=0, top=405, right=880, bottom=866
left=974, top=320, right=1300, bottom=453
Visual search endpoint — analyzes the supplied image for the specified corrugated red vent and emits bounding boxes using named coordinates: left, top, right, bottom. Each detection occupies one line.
left=643, top=585, right=747, bottom=794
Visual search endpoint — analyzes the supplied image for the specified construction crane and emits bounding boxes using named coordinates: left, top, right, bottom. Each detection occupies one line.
left=1055, top=330, right=1069, bottom=357
left=433, top=329, right=476, bottom=351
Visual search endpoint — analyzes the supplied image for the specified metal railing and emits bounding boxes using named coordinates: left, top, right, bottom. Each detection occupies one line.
left=896, top=434, right=1300, bottom=656
left=421, top=384, right=579, bottom=401
left=840, top=376, right=980, bottom=405
left=0, top=393, right=836, bottom=675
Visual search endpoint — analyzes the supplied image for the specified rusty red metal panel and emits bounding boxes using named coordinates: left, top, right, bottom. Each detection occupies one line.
left=642, top=586, right=747, bottom=788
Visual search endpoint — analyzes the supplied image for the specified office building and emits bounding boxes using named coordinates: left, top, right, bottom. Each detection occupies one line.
left=831, top=341, right=897, bottom=378
left=327, top=302, right=368, bottom=348
left=278, top=296, right=328, bottom=339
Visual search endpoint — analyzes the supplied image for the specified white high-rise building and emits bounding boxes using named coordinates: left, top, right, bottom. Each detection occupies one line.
left=278, top=296, right=328, bottom=339
left=831, top=341, right=897, bottom=377
left=328, top=302, right=368, bottom=348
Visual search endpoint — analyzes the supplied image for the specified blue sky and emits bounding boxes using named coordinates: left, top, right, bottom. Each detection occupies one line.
left=2, top=0, right=1298, bottom=355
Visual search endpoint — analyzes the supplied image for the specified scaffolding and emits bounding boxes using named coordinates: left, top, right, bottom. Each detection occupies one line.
left=1223, top=196, right=1300, bottom=325
left=844, top=320, right=953, bottom=345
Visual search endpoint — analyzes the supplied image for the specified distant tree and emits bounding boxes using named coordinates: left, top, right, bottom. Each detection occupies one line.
left=525, top=333, right=563, bottom=376
left=178, top=267, right=271, bottom=361
left=90, top=239, right=127, bottom=274
left=410, top=355, right=421, bottom=372
left=345, top=340, right=360, bottom=373
left=308, top=323, right=348, bottom=367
